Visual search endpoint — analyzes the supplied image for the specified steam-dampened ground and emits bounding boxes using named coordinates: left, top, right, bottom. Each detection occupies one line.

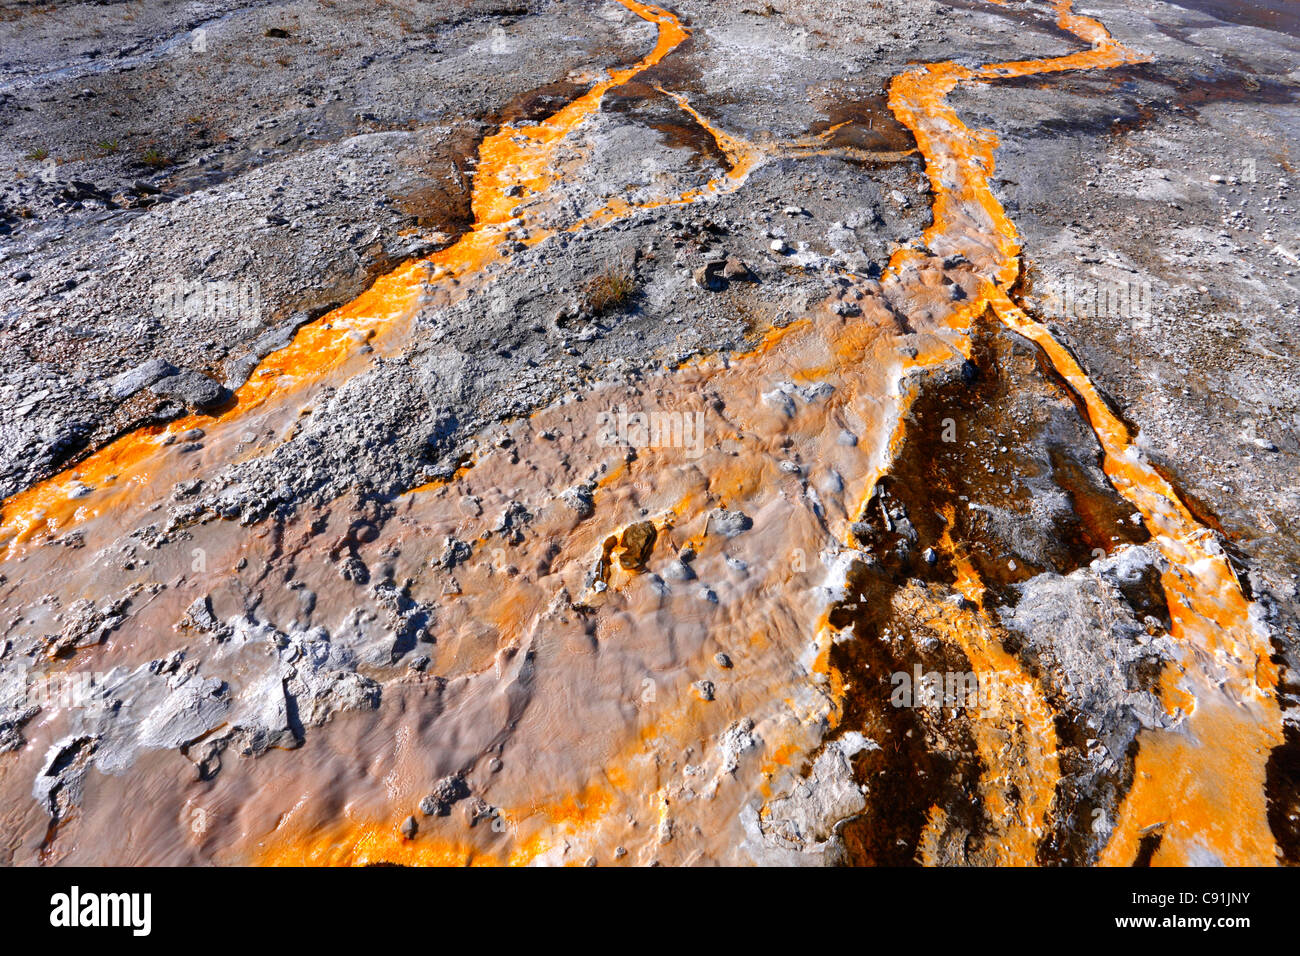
left=0, top=0, right=1297, bottom=865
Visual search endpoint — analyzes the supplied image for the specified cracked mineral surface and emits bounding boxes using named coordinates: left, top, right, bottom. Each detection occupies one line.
left=0, top=0, right=1297, bottom=866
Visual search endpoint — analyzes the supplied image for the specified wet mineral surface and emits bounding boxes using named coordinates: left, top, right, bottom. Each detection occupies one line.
left=0, top=0, right=1296, bottom=866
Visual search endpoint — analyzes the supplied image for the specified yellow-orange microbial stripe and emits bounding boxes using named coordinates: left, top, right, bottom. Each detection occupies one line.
left=7, top=0, right=1283, bottom=867
left=887, top=0, right=1280, bottom=864
left=267, top=0, right=1280, bottom=866
left=994, top=293, right=1280, bottom=865
left=0, top=0, right=689, bottom=560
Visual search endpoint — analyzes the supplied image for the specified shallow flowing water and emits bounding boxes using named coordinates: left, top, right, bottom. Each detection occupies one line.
left=0, top=0, right=1283, bottom=865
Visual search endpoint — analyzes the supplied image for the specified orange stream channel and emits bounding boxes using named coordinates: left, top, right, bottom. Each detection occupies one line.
left=894, top=0, right=1280, bottom=865
left=2, top=1, right=1283, bottom=865
left=0, top=0, right=688, bottom=558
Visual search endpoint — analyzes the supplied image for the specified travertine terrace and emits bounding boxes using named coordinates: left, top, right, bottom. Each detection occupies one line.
left=0, top=0, right=1297, bottom=866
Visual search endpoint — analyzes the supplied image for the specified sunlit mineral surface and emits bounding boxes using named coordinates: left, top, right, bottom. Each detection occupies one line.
left=1, top=0, right=1297, bottom=866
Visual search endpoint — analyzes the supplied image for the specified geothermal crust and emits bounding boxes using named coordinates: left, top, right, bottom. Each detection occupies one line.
left=0, top=0, right=1297, bottom=865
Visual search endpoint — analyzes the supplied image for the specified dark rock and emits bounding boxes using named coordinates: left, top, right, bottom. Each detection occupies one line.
left=251, top=312, right=310, bottom=358
left=108, top=357, right=178, bottom=400
left=692, top=262, right=725, bottom=291
left=223, top=354, right=260, bottom=391
left=421, top=773, right=470, bottom=816
left=180, top=595, right=220, bottom=633
left=560, top=484, right=595, bottom=518
left=708, top=508, right=753, bottom=537
left=150, top=369, right=232, bottom=413
left=721, top=257, right=754, bottom=281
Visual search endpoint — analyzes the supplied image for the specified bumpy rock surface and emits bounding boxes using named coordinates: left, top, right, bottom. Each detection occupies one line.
left=0, top=0, right=1296, bottom=866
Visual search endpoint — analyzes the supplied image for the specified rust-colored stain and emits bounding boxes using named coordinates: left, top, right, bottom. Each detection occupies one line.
left=3, top=1, right=1284, bottom=867
left=886, top=0, right=1280, bottom=864
left=999, top=291, right=1280, bottom=865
